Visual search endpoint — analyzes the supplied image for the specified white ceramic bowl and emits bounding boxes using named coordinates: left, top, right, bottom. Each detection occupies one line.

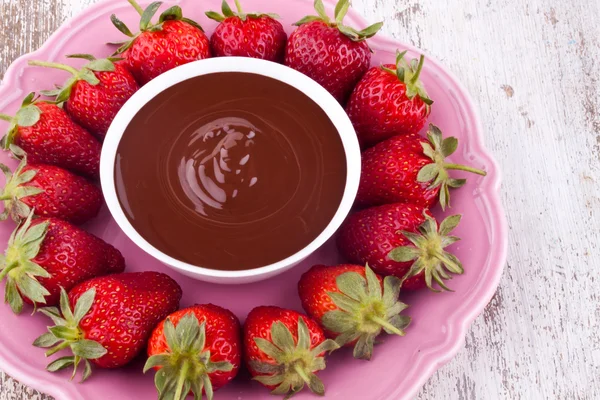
left=100, top=57, right=361, bottom=284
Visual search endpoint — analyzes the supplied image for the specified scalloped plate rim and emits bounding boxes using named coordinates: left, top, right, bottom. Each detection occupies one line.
left=0, top=0, right=508, bottom=399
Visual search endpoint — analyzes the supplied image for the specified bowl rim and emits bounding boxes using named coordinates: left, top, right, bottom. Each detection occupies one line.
left=100, top=56, right=362, bottom=282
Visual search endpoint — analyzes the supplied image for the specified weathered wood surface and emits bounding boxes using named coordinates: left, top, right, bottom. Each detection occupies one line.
left=1, top=0, right=599, bottom=399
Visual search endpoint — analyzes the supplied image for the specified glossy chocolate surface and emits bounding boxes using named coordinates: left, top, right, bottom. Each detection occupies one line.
left=115, top=72, right=347, bottom=271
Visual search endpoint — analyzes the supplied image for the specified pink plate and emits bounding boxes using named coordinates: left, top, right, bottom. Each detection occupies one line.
left=0, top=0, right=507, bottom=399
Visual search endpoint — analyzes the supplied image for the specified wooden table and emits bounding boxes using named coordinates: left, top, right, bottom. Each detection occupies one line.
left=1, top=0, right=599, bottom=398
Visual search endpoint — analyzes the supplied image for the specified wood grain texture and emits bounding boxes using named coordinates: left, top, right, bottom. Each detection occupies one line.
left=1, top=0, right=599, bottom=399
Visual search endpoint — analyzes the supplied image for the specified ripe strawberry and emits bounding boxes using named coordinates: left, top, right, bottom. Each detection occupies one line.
left=346, top=50, right=433, bottom=147
left=357, top=124, right=487, bottom=210
left=285, top=0, right=383, bottom=103
left=244, top=306, right=339, bottom=397
left=337, top=203, right=465, bottom=291
left=0, top=211, right=124, bottom=314
left=298, top=264, right=410, bottom=360
left=34, top=272, right=182, bottom=381
left=29, top=55, right=139, bottom=140
left=111, top=1, right=210, bottom=85
left=206, top=0, right=287, bottom=62
left=0, top=155, right=102, bottom=224
left=0, top=93, right=100, bottom=179
left=145, top=305, right=241, bottom=400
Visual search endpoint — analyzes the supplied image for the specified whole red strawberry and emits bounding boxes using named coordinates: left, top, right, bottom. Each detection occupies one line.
left=299, top=264, right=410, bottom=360
left=285, top=0, right=382, bottom=103
left=34, top=272, right=182, bottom=381
left=111, top=1, right=211, bottom=85
left=29, top=55, right=139, bottom=140
left=244, top=306, right=339, bottom=397
left=0, top=156, right=102, bottom=224
left=0, top=211, right=124, bottom=314
left=206, top=0, right=287, bottom=62
left=0, top=94, right=100, bottom=179
left=337, top=203, right=465, bottom=291
left=145, top=305, right=241, bottom=400
left=346, top=50, right=433, bottom=147
left=357, top=125, right=487, bottom=210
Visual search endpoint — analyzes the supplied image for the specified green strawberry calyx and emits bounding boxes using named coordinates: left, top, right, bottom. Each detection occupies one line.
left=382, top=50, right=434, bottom=107
left=206, top=0, right=279, bottom=22
left=34, top=288, right=107, bottom=382
left=110, top=0, right=204, bottom=55
left=28, top=55, right=122, bottom=105
left=0, top=93, right=43, bottom=150
left=250, top=317, right=340, bottom=398
left=144, top=313, right=234, bottom=400
left=416, top=124, right=487, bottom=210
left=321, top=265, right=411, bottom=360
left=388, top=212, right=464, bottom=292
left=294, top=0, right=383, bottom=42
left=0, top=153, right=44, bottom=223
left=0, top=210, right=50, bottom=314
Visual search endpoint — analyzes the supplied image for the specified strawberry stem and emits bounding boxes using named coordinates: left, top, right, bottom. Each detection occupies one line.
left=410, top=55, right=426, bottom=85
left=234, top=0, right=243, bottom=13
left=174, top=360, right=190, bottom=400
left=0, top=262, right=18, bottom=282
left=444, top=163, right=487, bottom=176
left=127, top=0, right=145, bottom=15
left=368, top=315, right=404, bottom=336
left=28, top=60, right=78, bottom=75
left=0, top=114, right=12, bottom=122
left=293, top=363, right=311, bottom=385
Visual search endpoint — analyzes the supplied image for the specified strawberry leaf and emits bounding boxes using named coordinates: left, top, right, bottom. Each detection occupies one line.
left=337, top=25, right=360, bottom=41
left=33, top=332, right=61, bottom=348
left=388, top=246, right=419, bottom=262
left=271, top=321, right=296, bottom=353
left=335, top=271, right=366, bottom=301
left=334, top=0, right=350, bottom=23
left=73, top=288, right=95, bottom=323
left=71, top=339, right=107, bottom=359
left=293, top=15, right=321, bottom=26
left=205, top=11, right=225, bottom=22
left=47, top=356, right=75, bottom=372
left=181, top=17, right=204, bottom=32
left=382, top=276, right=402, bottom=307
left=248, top=360, right=280, bottom=374
left=439, top=215, right=462, bottom=236
left=221, top=0, right=235, bottom=17
left=314, top=0, right=329, bottom=21
left=254, top=374, right=285, bottom=386
left=321, top=310, right=355, bottom=334
left=357, top=21, right=384, bottom=39
left=417, top=163, right=441, bottom=182
left=110, top=14, right=134, bottom=37
left=140, top=1, right=162, bottom=31
left=79, top=70, right=100, bottom=86
left=5, top=280, right=23, bottom=314
left=328, top=292, right=359, bottom=313
left=158, top=5, right=183, bottom=22
left=66, top=54, right=96, bottom=61
left=441, top=137, right=458, bottom=157
left=15, top=105, right=41, bottom=127
left=85, top=59, right=115, bottom=72
left=81, top=360, right=92, bottom=383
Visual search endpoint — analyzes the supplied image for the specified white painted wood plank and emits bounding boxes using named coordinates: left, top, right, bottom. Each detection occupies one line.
left=1, top=0, right=600, bottom=399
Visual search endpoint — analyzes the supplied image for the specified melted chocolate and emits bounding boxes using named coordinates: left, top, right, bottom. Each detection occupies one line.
left=115, top=72, right=347, bottom=271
